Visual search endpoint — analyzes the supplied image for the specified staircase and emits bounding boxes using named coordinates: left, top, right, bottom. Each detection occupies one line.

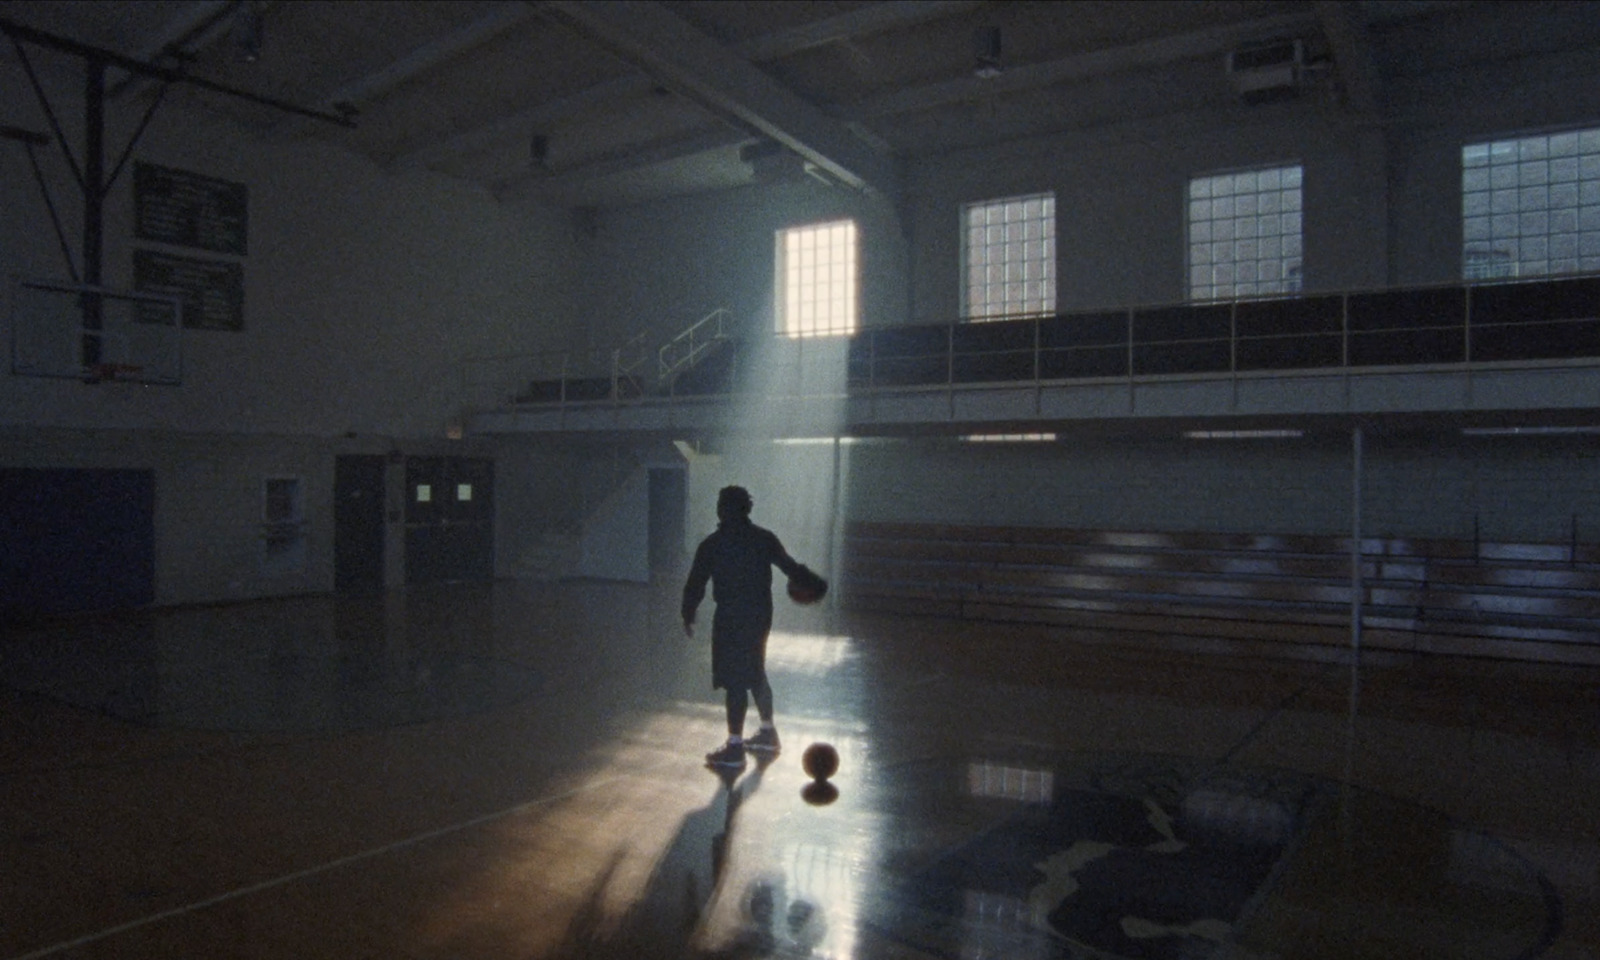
left=655, top=308, right=732, bottom=393
left=467, top=308, right=738, bottom=408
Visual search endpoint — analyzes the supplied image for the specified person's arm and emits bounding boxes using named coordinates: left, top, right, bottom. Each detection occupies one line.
left=768, top=531, right=804, bottom=579
left=682, top=538, right=712, bottom=636
left=769, top=531, right=826, bottom=597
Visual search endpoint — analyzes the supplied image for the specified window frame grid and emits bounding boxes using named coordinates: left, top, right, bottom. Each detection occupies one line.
left=1461, top=126, right=1600, bottom=282
left=776, top=219, right=859, bottom=339
left=1186, top=164, right=1303, bottom=302
left=960, top=192, right=1057, bottom=322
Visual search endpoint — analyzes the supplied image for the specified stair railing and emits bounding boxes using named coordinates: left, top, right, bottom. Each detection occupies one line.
left=657, top=307, right=731, bottom=387
left=611, top=328, right=650, bottom=402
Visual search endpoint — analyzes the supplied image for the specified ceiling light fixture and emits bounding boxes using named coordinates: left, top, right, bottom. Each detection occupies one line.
left=1461, top=425, right=1600, bottom=436
left=973, top=26, right=1002, bottom=80
left=233, top=2, right=263, bottom=63
left=1183, top=429, right=1304, bottom=440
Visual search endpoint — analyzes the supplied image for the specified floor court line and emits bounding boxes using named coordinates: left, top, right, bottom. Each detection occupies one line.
left=1215, top=659, right=1344, bottom=765
left=8, top=775, right=622, bottom=960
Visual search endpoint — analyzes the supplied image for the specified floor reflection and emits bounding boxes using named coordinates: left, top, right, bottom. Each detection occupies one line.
left=1, top=582, right=1595, bottom=960
left=860, top=752, right=1559, bottom=960
left=0, top=590, right=542, bottom=732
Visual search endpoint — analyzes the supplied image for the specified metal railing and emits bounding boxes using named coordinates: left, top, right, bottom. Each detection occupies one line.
left=477, top=273, right=1600, bottom=411
left=461, top=328, right=651, bottom=407
left=657, top=307, right=731, bottom=386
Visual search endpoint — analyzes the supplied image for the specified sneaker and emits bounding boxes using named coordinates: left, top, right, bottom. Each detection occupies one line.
left=746, top=727, right=781, bottom=754
left=705, top=741, right=746, bottom=768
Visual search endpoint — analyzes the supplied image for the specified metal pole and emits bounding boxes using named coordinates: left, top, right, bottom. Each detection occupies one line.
left=1343, top=423, right=1365, bottom=858
left=1350, top=425, right=1364, bottom=656
left=828, top=434, right=842, bottom=613
left=81, top=57, right=105, bottom=368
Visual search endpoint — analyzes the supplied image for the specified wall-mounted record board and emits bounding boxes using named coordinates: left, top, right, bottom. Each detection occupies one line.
left=133, top=249, right=245, bottom=331
left=133, top=162, right=248, bottom=256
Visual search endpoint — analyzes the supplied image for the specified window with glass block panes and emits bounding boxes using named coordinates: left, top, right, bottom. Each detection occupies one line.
left=777, top=219, right=858, bottom=338
left=1188, top=165, right=1302, bottom=301
left=962, top=193, right=1056, bottom=320
left=1462, top=127, right=1600, bottom=281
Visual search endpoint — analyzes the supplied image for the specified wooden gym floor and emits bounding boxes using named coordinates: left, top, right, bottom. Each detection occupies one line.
left=2, top=579, right=1597, bottom=959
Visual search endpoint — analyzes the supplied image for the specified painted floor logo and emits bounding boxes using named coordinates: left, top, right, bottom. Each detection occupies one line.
left=879, top=758, right=1320, bottom=960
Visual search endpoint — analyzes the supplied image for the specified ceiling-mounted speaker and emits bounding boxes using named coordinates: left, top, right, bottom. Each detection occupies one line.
left=1227, top=39, right=1305, bottom=104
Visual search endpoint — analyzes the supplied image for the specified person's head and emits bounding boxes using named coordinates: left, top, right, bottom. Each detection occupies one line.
left=717, top=485, right=753, bottom=523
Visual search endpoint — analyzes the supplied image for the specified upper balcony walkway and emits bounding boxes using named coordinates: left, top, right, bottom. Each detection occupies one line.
left=465, top=274, right=1600, bottom=439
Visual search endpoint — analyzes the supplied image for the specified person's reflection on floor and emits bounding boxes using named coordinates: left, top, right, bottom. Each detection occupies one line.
left=548, top=759, right=765, bottom=958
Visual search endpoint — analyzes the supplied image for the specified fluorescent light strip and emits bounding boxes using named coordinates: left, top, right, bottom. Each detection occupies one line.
left=1461, top=426, right=1600, bottom=436
left=962, top=433, right=1057, bottom=442
left=1184, top=429, right=1304, bottom=440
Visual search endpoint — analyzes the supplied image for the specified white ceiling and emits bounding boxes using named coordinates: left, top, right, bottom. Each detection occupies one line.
left=2, top=1, right=1598, bottom=209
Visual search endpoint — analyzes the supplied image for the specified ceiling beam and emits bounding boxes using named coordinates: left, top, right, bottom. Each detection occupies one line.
left=495, top=126, right=751, bottom=203
left=1315, top=1, right=1382, bottom=119
left=730, top=0, right=982, bottom=62
left=836, top=9, right=1323, bottom=120
left=389, top=2, right=948, bottom=184
left=316, top=2, right=536, bottom=112
left=108, top=0, right=239, bottom=99
left=540, top=0, right=896, bottom=195
left=388, top=74, right=656, bottom=170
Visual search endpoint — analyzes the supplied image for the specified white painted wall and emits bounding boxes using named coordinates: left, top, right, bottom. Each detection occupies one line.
left=0, top=66, right=577, bottom=437
left=1, top=64, right=578, bottom=606
left=574, top=466, right=650, bottom=583
left=7, top=18, right=1600, bottom=605
left=563, top=39, right=1600, bottom=547
left=576, top=177, right=909, bottom=353
left=843, top=432, right=1598, bottom=544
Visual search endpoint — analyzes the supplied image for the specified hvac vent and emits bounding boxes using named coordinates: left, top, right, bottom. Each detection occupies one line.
left=1226, top=39, right=1305, bottom=104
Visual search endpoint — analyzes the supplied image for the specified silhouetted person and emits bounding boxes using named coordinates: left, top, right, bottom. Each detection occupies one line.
left=683, top=485, right=824, bottom=768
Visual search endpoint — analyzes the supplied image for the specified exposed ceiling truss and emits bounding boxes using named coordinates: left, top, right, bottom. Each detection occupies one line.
left=1, top=1, right=1597, bottom=209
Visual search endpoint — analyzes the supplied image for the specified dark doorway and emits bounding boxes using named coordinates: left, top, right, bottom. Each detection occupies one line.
left=648, top=467, right=686, bottom=576
left=405, top=457, right=494, bottom=584
left=334, top=455, right=386, bottom=592
left=0, top=468, right=155, bottom=620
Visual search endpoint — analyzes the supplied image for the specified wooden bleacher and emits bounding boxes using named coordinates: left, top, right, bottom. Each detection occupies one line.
left=841, top=521, right=1600, bottom=666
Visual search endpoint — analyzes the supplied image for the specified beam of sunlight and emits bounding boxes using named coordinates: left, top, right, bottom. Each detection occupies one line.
left=688, top=290, right=853, bottom=585
left=690, top=728, right=876, bottom=960
left=765, top=629, right=855, bottom=675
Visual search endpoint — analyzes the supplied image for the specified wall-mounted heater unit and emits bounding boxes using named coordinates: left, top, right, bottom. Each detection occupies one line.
left=1227, top=39, right=1305, bottom=104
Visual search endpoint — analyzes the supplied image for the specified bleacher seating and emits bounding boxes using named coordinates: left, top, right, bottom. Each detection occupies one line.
left=841, top=521, right=1600, bottom=666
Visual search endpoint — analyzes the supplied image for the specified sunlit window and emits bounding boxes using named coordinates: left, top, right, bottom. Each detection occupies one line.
left=1188, top=164, right=1302, bottom=301
left=1462, top=127, right=1600, bottom=280
left=962, top=193, right=1056, bottom=320
left=778, top=219, right=858, bottom=338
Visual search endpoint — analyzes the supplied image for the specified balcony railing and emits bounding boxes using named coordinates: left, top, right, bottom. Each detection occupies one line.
left=475, top=274, right=1600, bottom=414
left=848, top=275, right=1600, bottom=391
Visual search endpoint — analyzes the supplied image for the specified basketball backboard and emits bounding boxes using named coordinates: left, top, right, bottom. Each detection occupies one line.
left=8, top=276, right=183, bottom=384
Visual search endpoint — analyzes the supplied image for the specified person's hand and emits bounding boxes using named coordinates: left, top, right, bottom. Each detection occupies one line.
left=683, top=618, right=695, bottom=638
